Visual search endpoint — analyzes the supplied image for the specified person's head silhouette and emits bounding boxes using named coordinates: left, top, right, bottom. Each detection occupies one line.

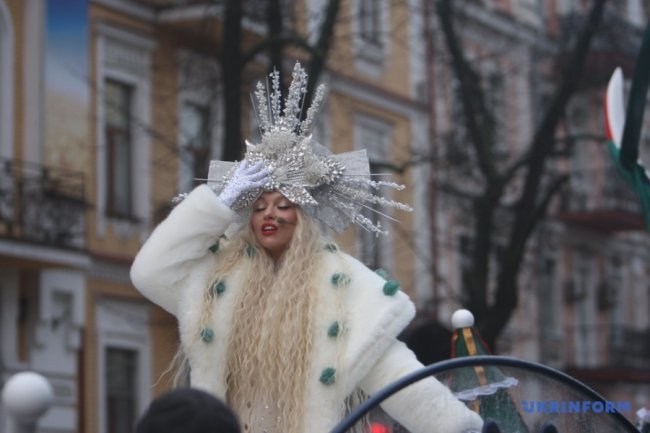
left=136, top=388, right=240, bottom=433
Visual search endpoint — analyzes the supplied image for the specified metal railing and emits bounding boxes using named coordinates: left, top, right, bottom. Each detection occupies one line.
left=562, top=324, right=650, bottom=369
left=559, top=165, right=642, bottom=216
left=0, top=158, right=87, bottom=250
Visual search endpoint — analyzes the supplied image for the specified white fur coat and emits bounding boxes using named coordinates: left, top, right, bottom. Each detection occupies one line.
left=131, top=185, right=483, bottom=433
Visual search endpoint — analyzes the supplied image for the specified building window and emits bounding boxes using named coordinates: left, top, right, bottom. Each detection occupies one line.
left=96, top=24, right=155, bottom=236
left=96, top=298, right=151, bottom=433
left=105, top=348, right=138, bottom=433
left=353, top=0, right=388, bottom=75
left=104, top=79, right=134, bottom=218
left=358, top=0, right=382, bottom=47
left=571, top=249, right=597, bottom=366
left=176, top=50, right=222, bottom=195
left=179, top=102, right=211, bottom=193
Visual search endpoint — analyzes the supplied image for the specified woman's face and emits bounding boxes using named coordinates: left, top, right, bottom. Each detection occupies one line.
left=250, top=191, right=298, bottom=261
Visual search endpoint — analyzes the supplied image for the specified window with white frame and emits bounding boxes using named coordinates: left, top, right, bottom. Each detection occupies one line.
left=96, top=298, right=151, bottom=433
left=354, top=115, right=393, bottom=273
left=353, top=0, right=389, bottom=75
left=358, top=0, right=382, bottom=47
left=105, top=79, right=134, bottom=217
left=105, top=347, right=138, bottom=433
left=179, top=101, right=211, bottom=192
left=95, top=24, right=155, bottom=235
left=572, top=248, right=597, bottom=366
left=177, top=50, right=221, bottom=193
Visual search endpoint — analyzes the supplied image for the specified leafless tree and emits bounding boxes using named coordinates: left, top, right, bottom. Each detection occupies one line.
left=430, top=0, right=610, bottom=349
left=219, top=0, right=341, bottom=160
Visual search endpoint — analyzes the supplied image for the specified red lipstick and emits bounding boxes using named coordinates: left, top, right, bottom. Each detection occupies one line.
left=261, top=223, right=278, bottom=236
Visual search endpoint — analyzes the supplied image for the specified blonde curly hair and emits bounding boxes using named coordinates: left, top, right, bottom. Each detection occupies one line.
left=192, top=207, right=325, bottom=433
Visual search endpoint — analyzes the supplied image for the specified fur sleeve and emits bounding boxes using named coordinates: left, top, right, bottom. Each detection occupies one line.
left=339, top=254, right=416, bottom=395
left=130, top=185, right=235, bottom=315
left=359, top=341, right=484, bottom=433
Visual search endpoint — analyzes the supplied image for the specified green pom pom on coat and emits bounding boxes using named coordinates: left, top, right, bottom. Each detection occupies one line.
left=331, top=272, right=350, bottom=287
left=246, top=244, right=255, bottom=257
left=200, top=327, right=214, bottom=343
left=325, top=243, right=338, bottom=252
left=208, top=241, right=220, bottom=253
left=374, top=268, right=389, bottom=279
left=327, top=321, right=340, bottom=338
left=383, top=280, right=401, bottom=296
left=319, top=367, right=336, bottom=385
left=213, top=280, right=226, bottom=296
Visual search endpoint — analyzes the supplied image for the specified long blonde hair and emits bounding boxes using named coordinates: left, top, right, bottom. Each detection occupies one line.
left=194, top=208, right=324, bottom=433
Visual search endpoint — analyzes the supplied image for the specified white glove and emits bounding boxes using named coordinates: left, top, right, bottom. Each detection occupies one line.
left=217, top=160, right=270, bottom=209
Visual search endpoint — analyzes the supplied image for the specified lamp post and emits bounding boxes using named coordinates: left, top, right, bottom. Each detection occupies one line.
left=2, top=371, right=54, bottom=433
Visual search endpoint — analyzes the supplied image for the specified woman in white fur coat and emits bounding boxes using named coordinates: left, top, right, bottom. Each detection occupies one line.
left=131, top=63, right=482, bottom=433
left=131, top=183, right=482, bottom=433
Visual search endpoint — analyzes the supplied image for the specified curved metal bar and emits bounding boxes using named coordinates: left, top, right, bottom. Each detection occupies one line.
left=329, top=355, right=639, bottom=433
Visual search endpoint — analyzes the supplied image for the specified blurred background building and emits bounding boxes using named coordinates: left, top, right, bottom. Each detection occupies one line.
left=0, top=0, right=647, bottom=432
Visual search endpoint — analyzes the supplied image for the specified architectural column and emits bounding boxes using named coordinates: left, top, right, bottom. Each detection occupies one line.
left=31, top=269, right=85, bottom=433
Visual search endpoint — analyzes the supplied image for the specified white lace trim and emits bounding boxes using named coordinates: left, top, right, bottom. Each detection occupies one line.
left=454, top=376, right=519, bottom=401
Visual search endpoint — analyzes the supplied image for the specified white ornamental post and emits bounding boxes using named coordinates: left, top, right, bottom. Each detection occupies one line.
left=1, top=372, right=54, bottom=433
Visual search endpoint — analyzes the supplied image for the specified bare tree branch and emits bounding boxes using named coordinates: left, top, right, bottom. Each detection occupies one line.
left=436, top=0, right=499, bottom=182
left=435, top=0, right=609, bottom=348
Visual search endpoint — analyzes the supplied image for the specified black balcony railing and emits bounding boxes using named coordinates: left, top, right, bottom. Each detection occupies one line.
left=0, top=158, right=87, bottom=250
left=609, top=325, right=650, bottom=369
left=563, top=324, right=650, bottom=370
left=557, top=163, right=645, bottom=231
left=564, top=166, right=641, bottom=213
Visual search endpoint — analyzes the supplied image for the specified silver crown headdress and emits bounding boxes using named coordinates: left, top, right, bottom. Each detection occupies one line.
left=206, top=62, right=412, bottom=236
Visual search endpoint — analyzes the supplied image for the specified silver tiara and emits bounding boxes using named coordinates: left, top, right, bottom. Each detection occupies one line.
left=204, top=62, right=412, bottom=236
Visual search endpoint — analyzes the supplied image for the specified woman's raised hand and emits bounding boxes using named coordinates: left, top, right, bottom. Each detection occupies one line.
left=217, top=160, right=270, bottom=209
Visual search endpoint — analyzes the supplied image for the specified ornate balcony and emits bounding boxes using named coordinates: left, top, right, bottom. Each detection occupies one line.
left=0, top=158, right=87, bottom=250
left=564, top=325, right=650, bottom=381
left=609, top=326, right=650, bottom=369
left=557, top=164, right=645, bottom=232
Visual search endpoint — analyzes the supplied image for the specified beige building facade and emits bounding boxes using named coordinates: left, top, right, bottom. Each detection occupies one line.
left=0, top=1, right=430, bottom=432
left=2, top=0, right=648, bottom=432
